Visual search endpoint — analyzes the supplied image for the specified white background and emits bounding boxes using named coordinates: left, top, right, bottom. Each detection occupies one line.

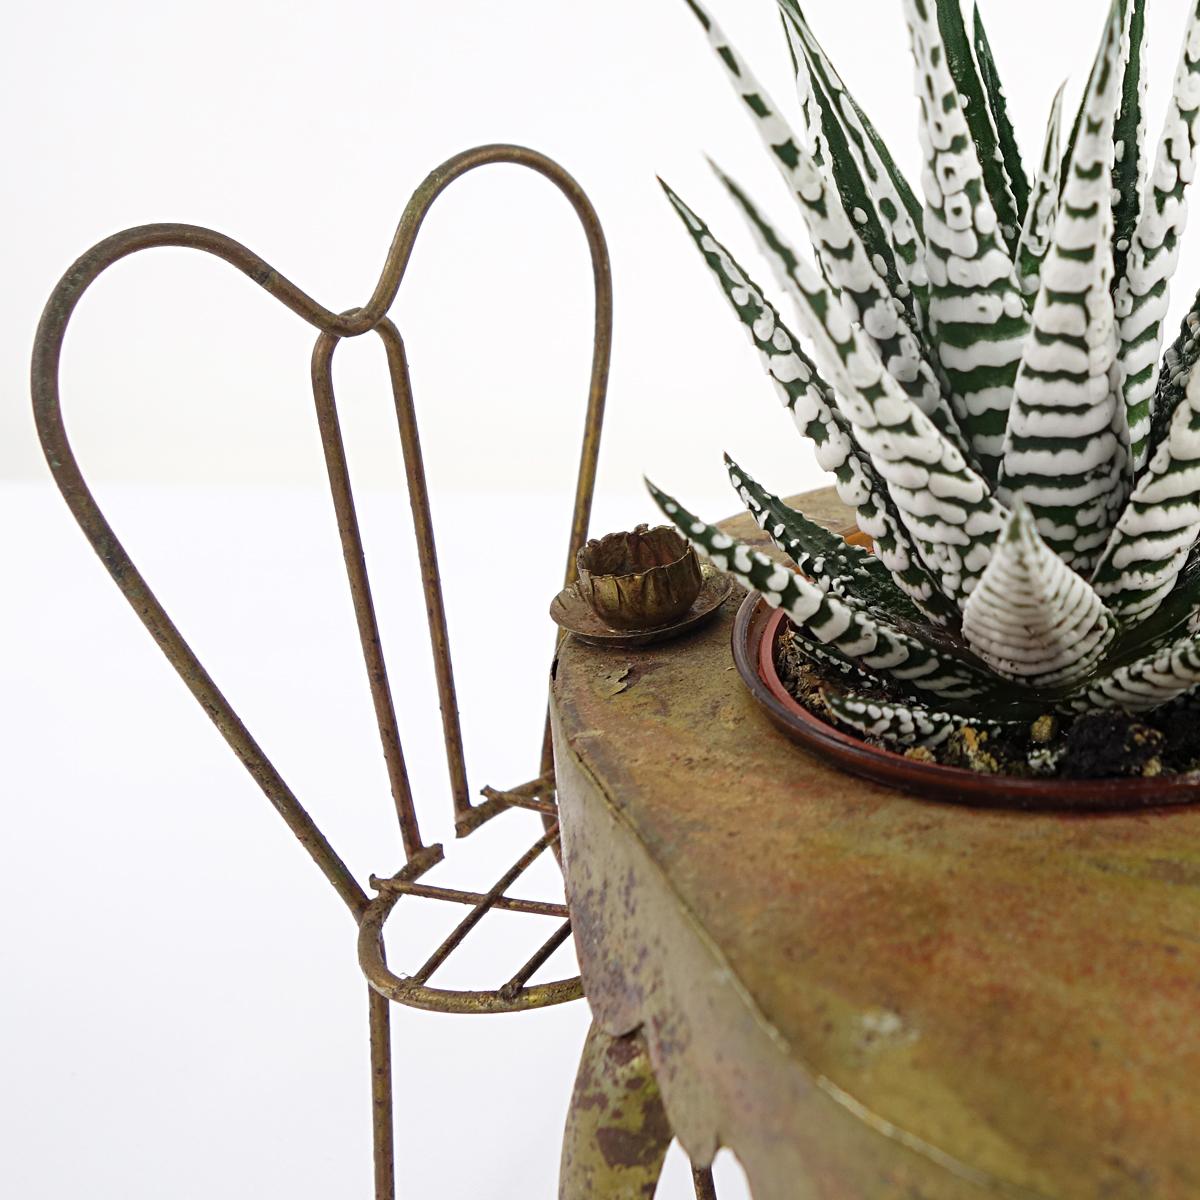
left=4, top=1, right=1199, bottom=1196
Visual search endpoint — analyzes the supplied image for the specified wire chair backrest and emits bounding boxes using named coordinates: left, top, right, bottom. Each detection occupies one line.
left=31, top=144, right=612, bottom=919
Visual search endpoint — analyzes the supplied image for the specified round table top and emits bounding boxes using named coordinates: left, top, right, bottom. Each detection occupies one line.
left=551, top=488, right=1200, bottom=1200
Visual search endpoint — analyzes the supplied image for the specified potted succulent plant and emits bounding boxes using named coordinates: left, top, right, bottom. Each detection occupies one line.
left=648, top=0, right=1200, bottom=802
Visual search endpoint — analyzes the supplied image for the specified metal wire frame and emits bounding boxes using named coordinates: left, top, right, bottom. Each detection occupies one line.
left=31, top=144, right=610, bottom=1199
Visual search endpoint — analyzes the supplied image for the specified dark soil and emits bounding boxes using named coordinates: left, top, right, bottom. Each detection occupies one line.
left=776, top=628, right=1200, bottom=780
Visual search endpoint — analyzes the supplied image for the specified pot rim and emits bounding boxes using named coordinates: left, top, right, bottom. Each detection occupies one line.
left=731, top=591, right=1200, bottom=813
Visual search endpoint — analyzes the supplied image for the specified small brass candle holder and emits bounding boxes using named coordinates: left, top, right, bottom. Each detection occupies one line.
left=575, top=525, right=704, bottom=629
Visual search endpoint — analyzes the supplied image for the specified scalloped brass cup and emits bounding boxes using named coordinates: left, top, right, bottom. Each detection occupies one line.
left=576, top=525, right=704, bottom=630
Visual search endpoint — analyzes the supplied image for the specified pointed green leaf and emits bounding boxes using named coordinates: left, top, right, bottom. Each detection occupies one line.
left=715, top=168, right=973, bottom=465
left=1115, top=0, right=1200, bottom=470
left=1112, top=0, right=1148, bottom=287
left=776, top=0, right=928, bottom=324
left=962, top=506, right=1116, bottom=690
left=902, top=0, right=1029, bottom=478
left=999, top=5, right=1130, bottom=573
left=784, top=625, right=877, bottom=685
left=1014, top=85, right=1065, bottom=296
left=824, top=688, right=982, bottom=749
left=1105, top=551, right=1200, bottom=663
left=934, top=0, right=1023, bottom=255
left=715, top=174, right=1011, bottom=609
left=723, top=452, right=932, bottom=624
left=1148, top=284, right=1200, bottom=453
left=647, top=480, right=990, bottom=699
left=1069, top=624, right=1200, bottom=712
left=776, top=0, right=924, bottom=235
left=776, top=5, right=821, bottom=149
left=1092, top=364, right=1200, bottom=622
left=682, top=1, right=955, bottom=443
left=972, top=3, right=1031, bottom=225
left=660, top=181, right=955, bottom=617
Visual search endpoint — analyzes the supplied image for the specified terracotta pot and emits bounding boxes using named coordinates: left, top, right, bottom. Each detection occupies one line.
left=731, top=592, right=1200, bottom=813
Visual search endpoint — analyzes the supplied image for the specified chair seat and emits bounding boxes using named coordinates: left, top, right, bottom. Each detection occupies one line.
left=550, top=487, right=1200, bottom=1200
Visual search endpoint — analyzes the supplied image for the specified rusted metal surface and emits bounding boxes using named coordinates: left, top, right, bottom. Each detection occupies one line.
left=691, top=1165, right=718, bottom=1200
left=33, top=144, right=609, bottom=1198
left=559, top=1024, right=673, bottom=1199
left=552, top=487, right=1200, bottom=1199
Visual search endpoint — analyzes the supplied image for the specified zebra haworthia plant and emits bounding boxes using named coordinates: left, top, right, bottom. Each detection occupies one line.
left=648, top=0, right=1200, bottom=758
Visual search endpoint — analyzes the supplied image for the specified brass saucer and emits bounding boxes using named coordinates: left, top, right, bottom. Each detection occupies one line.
left=550, top=565, right=734, bottom=648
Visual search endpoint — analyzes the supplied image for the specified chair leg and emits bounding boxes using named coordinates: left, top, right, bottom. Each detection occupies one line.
left=369, top=987, right=396, bottom=1200
left=559, top=1021, right=672, bottom=1199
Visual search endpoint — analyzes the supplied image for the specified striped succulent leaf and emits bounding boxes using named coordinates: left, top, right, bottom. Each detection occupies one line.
left=1149, top=286, right=1200, bottom=451
left=971, top=3, right=1031, bottom=226
left=712, top=165, right=970, bottom=457
left=961, top=506, right=1116, bottom=689
left=1111, top=0, right=1148, bottom=285
left=1115, top=0, right=1200, bottom=469
left=683, top=1, right=954, bottom=438
left=901, top=0, right=1029, bottom=477
left=646, top=481, right=990, bottom=699
left=774, top=20, right=913, bottom=332
left=776, top=0, right=928, bottom=320
left=659, top=0, right=1200, bottom=754
left=714, top=170, right=1010, bottom=607
left=788, top=635, right=881, bottom=697
left=823, top=689, right=978, bottom=749
left=658, top=179, right=954, bottom=615
left=724, top=451, right=927, bottom=623
left=998, top=4, right=1130, bottom=572
left=1015, top=86, right=1065, bottom=298
left=934, top=0, right=1023, bottom=256
left=1091, top=364, right=1200, bottom=621
left=1071, top=625, right=1200, bottom=711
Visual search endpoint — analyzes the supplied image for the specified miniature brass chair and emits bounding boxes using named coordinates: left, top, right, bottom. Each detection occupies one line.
left=33, top=144, right=713, bottom=1199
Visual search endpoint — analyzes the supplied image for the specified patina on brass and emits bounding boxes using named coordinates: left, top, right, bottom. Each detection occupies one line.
left=559, top=1025, right=673, bottom=1199
left=550, top=564, right=733, bottom=649
left=576, top=524, right=703, bottom=629
left=32, top=144, right=618, bottom=1200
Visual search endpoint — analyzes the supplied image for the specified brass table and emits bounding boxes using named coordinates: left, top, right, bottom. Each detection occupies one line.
left=551, top=490, right=1200, bottom=1200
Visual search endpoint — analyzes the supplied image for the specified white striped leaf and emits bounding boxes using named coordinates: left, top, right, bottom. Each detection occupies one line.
left=785, top=627, right=877, bottom=685
left=1091, top=364, right=1200, bottom=622
left=777, top=0, right=924, bottom=233
left=1107, top=552, right=1200, bottom=661
left=723, top=452, right=935, bottom=624
left=717, top=173, right=1010, bottom=608
left=824, top=688, right=979, bottom=749
left=972, top=3, right=1031, bottom=229
left=682, top=1, right=958, bottom=446
left=962, top=505, right=1116, bottom=690
left=1112, top=0, right=1148, bottom=287
left=1115, top=0, right=1200, bottom=470
left=776, top=0, right=928, bottom=324
left=712, top=166, right=970, bottom=460
left=659, top=181, right=951, bottom=615
left=1148, top=284, right=1200, bottom=453
left=1015, top=86, right=1065, bottom=298
left=934, top=0, right=1023, bottom=255
left=646, top=480, right=990, bottom=700
left=999, top=6, right=1130, bottom=573
left=1070, top=624, right=1200, bottom=712
left=902, top=0, right=1029, bottom=478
